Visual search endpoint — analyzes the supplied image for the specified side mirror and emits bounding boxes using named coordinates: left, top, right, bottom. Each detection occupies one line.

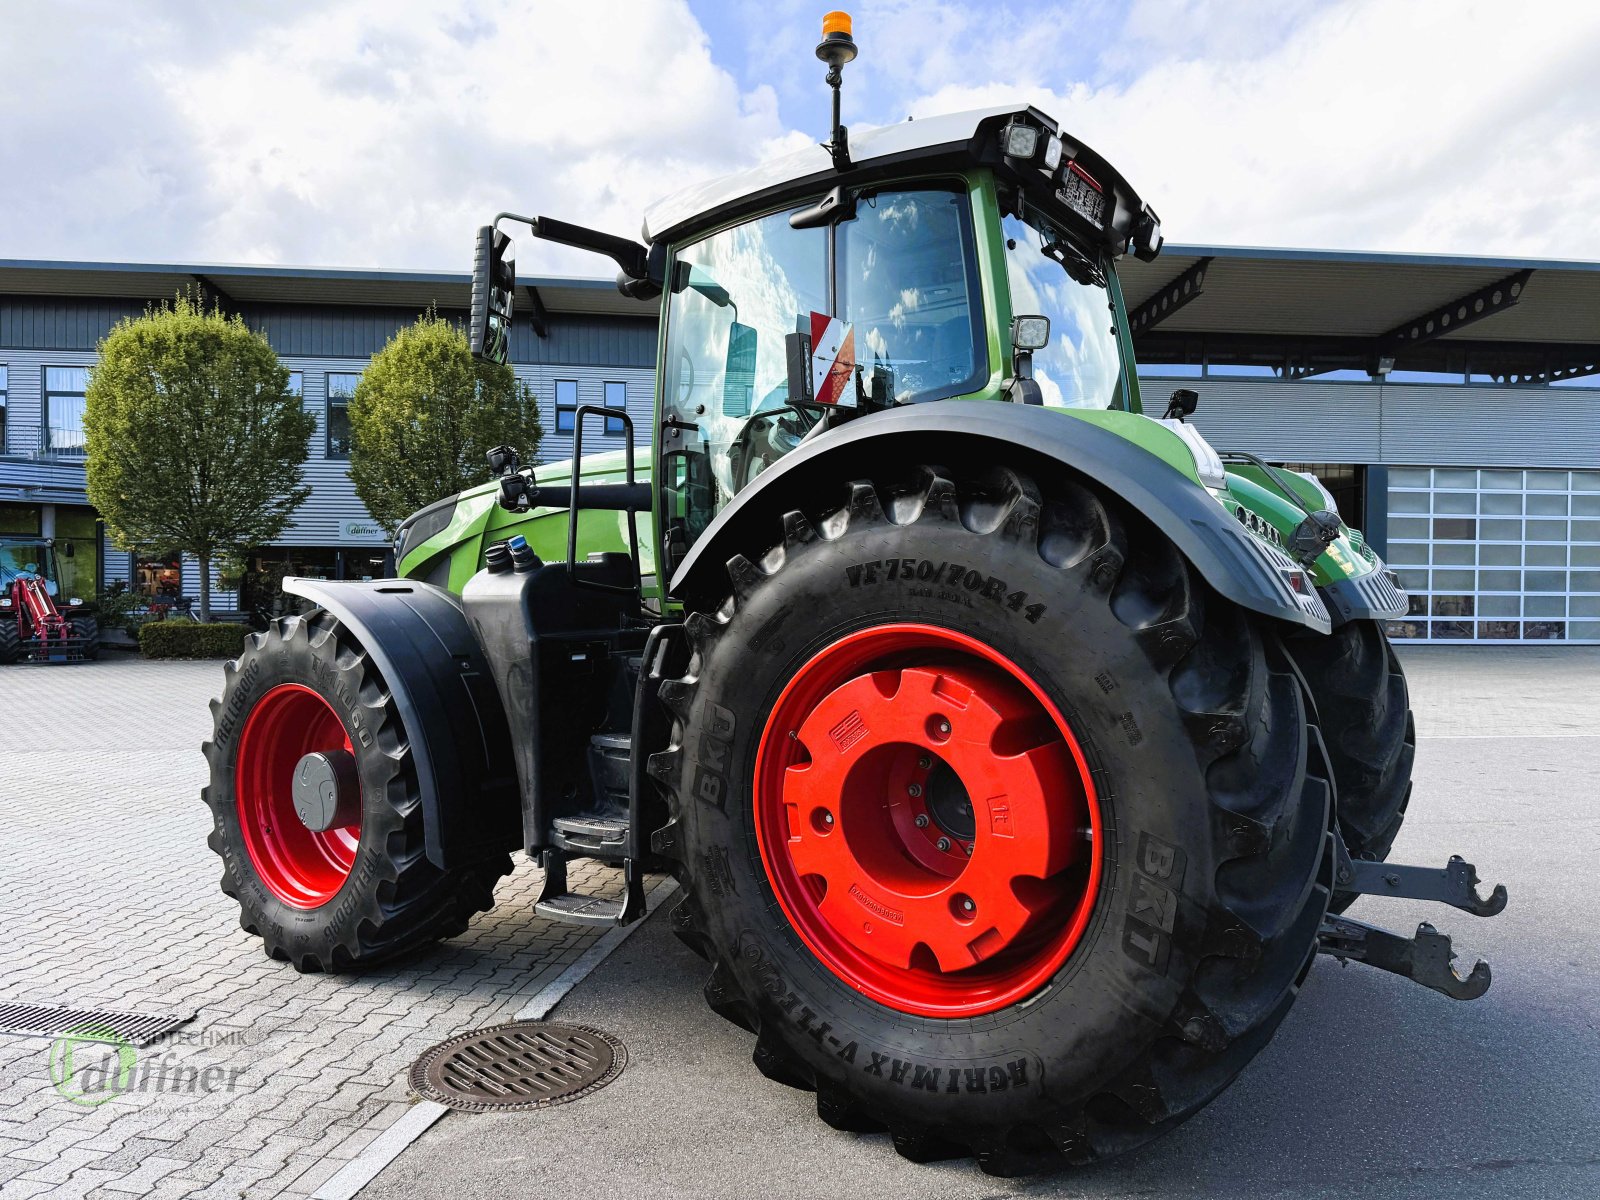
left=486, top=445, right=520, bottom=476
left=1163, top=388, right=1199, bottom=422
left=470, top=226, right=515, bottom=365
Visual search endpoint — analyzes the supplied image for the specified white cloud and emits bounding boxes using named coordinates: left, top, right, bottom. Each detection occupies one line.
left=1, top=0, right=799, bottom=271
left=3, top=0, right=1598, bottom=270
left=905, top=0, right=1600, bottom=258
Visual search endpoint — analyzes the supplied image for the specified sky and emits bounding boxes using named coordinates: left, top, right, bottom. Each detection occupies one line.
left=3, top=0, right=1598, bottom=274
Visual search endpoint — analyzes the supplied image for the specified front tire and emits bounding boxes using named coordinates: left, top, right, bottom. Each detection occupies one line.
left=202, top=609, right=511, bottom=971
left=0, top=617, right=19, bottom=664
left=653, top=465, right=1332, bottom=1171
left=72, top=615, right=100, bottom=660
left=1287, top=620, right=1413, bottom=911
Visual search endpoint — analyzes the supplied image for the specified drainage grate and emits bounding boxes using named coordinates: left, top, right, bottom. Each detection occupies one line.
left=409, top=1020, right=626, bottom=1113
left=0, top=1003, right=193, bottom=1047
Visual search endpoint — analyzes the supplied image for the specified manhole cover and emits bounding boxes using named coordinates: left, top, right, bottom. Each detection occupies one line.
left=409, top=1021, right=626, bottom=1113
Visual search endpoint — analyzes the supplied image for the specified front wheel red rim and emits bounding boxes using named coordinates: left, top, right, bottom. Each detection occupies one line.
left=235, top=684, right=361, bottom=909
left=754, top=624, right=1102, bottom=1018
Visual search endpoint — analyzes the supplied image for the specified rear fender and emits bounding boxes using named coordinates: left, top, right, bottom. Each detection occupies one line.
left=669, top=401, right=1332, bottom=633
left=280, top=577, right=521, bottom=868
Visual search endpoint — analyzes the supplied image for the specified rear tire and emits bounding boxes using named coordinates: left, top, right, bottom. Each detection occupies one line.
left=1286, top=620, right=1412, bottom=911
left=72, top=616, right=100, bottom=661
left=652, top=465, right=1332, bottom=1171
left=202, top=608, right=511, bottom=971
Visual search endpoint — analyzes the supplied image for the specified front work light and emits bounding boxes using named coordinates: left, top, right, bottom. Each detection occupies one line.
left=1001, top=121, right=1039, bottom=159
left=1012, top=314, right=1051, bottom=351
left=1042, top=135, right=1063, bottom=170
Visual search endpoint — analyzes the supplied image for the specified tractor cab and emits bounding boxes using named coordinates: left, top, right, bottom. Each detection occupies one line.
left=471, top=100, right=1165, bottom=579
left=646, top=104, right=1160, bottom=557
left=0, top=535, right=98, bottom=664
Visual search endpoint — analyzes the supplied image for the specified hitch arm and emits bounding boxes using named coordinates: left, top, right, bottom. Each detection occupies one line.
left=1318, top=915, right=1492, bottom=1001
left=1333, top=848, right=1508, bottom=917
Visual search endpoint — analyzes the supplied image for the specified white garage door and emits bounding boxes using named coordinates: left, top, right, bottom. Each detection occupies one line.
left=1384, top=467, right=1600, bottom=644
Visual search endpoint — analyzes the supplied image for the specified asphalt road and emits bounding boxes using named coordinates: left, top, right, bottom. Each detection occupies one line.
left=365, top=647, right=1600, bottom=1200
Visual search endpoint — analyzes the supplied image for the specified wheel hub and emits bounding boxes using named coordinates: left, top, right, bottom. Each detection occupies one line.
left=755, top=624, right=1102, bottom=1017
left=292, top=749, right=360, bottom=833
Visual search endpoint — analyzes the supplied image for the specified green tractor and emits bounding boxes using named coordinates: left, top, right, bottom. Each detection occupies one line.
left=204, top=15, right=1504, bottom=1171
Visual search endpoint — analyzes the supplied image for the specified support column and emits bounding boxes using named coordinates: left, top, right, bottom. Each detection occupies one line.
left=1363, top=466, right=1389, bottom=558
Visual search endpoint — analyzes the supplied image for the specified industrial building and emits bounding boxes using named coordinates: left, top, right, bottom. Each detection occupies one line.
left=1, top=246, right=1595, bottom=643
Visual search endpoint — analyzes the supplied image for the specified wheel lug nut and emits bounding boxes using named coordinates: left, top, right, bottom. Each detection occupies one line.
left=917, top=755, right=932, bottom=770
left=936, top=836, right=951, bottom=852
left=938, top=721, right=951, bottom=735
left=964, top=843, right=973, bottom=856
left=907, top=784, right=922, bottom=798
left=961, top=897, right=975, bottom=913
left=822, top=811, right=834, bottom=826
left=914, top=814, right=929, bottom=829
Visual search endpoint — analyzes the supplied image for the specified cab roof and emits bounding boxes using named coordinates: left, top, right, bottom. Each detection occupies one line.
left=640, top=105, right=1161, bottom=261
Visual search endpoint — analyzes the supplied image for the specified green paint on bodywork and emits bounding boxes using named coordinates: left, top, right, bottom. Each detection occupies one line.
left=1219, top=470, right=1379, bottom=586
left=1052, top=408, right=1200, bottom=482
left=398, top=448, right=656, bottom=594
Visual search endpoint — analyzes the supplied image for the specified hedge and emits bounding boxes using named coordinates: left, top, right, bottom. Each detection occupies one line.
left=139, top=622, right=251, bottom=660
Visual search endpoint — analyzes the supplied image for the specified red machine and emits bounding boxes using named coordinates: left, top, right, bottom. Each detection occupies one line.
left=0, top=537, right=99, bottom=664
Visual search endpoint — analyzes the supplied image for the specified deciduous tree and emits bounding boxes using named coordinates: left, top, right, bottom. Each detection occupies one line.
left=348, top=312, right=543, bottom=533
left=85, top=295, right=315, bottom=621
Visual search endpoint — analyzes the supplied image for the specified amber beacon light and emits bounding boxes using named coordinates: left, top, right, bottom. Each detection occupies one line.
left=816, top=12, right=858, bottom=169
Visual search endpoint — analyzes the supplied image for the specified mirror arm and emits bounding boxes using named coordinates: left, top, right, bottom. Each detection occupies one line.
left=496, top=211, right=655, bottom=284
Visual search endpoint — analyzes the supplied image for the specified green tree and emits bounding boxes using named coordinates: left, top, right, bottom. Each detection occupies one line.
left=348, top=312, right=543, bottom=533
left=84, top=295, right=315, bottom=622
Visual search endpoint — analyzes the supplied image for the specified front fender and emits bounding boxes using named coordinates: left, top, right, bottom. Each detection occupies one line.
left=669, top=401, right=1332, bottom=634
left=281, top=577, right=521, bottom=868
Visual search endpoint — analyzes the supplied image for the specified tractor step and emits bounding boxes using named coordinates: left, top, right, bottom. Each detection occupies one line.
left=534, top=848, right=646, bottom=927
left=551, top=814, right=628, bottom=857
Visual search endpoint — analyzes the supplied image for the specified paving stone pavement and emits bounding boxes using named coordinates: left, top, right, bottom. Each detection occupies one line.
left=0, top=656, right=625, bottom=1199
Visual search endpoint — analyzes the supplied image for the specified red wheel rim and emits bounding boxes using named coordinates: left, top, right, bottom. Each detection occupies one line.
left=235, top=684, right=361, bottom=909
left=755, top=624, right=1102, bottom=1018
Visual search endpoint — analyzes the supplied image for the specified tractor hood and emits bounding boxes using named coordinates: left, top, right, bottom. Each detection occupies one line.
left=642, top=105, right=1162, bottom=262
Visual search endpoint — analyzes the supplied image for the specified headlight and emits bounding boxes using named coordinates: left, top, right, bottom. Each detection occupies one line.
left=1000, top=120, right=1039, bottom=159
left=1042, top=135, right=1063, bottom=170
left=69, top=596, right=82, bottom=607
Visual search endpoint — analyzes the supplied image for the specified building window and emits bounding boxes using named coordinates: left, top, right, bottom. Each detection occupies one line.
left=287, top=371, right=303, bottom=397
left=0, top=365, right=7, bottom=452
left=554, top=379, right=579, bottom=434
left=43, top=366, right=89, bottom=455
left=604, top=381, right=627, bottom=434
left=326, top=372, right=360, bottom=458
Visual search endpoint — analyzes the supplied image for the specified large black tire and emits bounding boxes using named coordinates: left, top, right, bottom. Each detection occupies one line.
left=71, top=615, right=100, bottom=661
left=1286, top=620, right=1413, bottom=910
left=652, top=465, right=1332, bottom=1172
left=0, top=617, right=19, bottom=664
left=202, top=609, right=511, bottom=971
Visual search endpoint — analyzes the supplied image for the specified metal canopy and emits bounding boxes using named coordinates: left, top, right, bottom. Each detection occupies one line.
left=2, top=242, right=1596, bottom=379
left=1120, top=245, right=1600, bottom=378
left=0, top=258, right=652, bottom=318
